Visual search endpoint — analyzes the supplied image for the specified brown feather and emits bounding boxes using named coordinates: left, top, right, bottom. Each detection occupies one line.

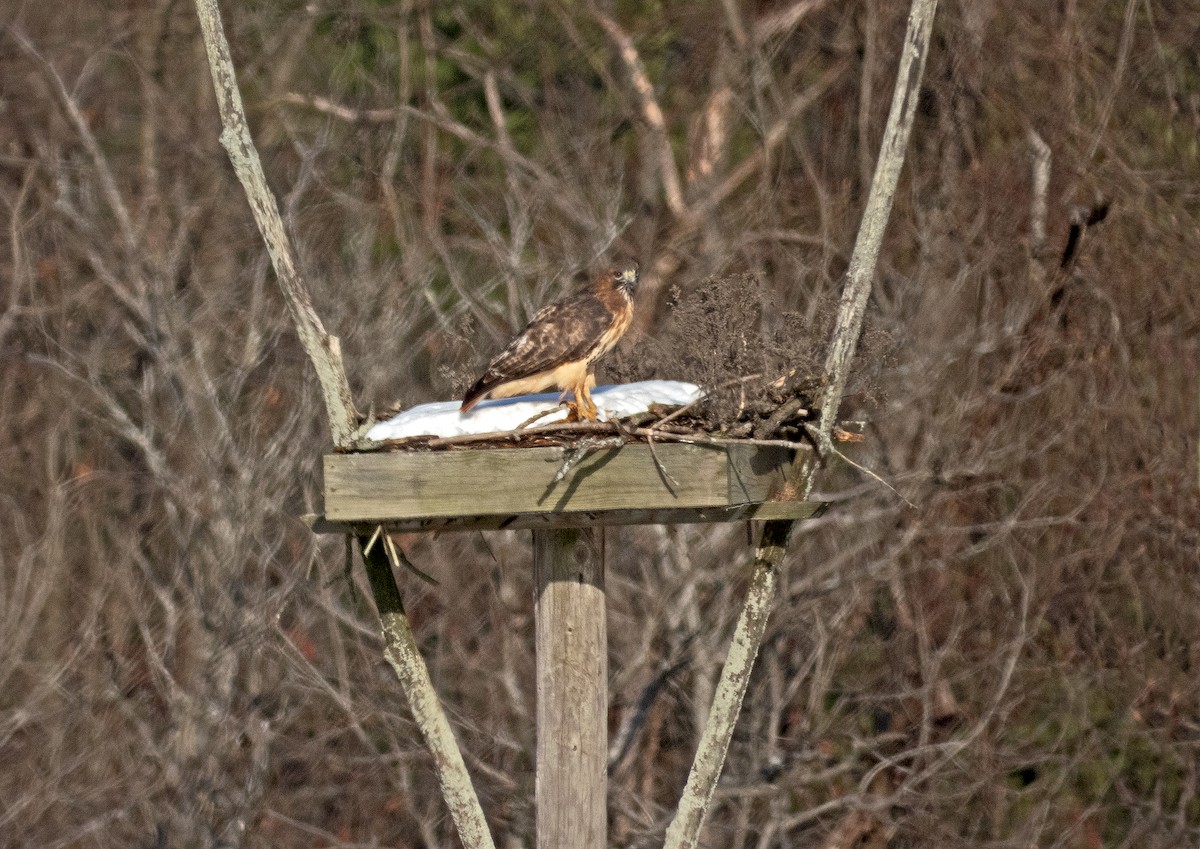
left=460, top=263, right=637, bottom=415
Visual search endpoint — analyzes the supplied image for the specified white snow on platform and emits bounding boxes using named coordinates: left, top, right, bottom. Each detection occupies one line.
left=366, top=380, right=702, bottom=441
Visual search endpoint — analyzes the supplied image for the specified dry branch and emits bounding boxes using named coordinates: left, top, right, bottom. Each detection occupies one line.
left=636, top=61, right=847, bottom=330
left=663, top=2, right=940, bottom=847
left=816, top=0, right=939, bottom=443
left=1027, top=128, right=1052, bottom=291
left=593, top=9, right=688, bottom=218
left=1027, top=130, right=1051, bottom=259
left=752, top=0, right=831, bottom=44
left=359, top=537, right=497, bottom=849
left=193, top=0, right=361, bottom=449
left=12, top=30, right=137, bottom=254
left=192, top=3, right=493, bottom=847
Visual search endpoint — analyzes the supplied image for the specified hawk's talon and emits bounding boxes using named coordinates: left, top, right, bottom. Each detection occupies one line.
left=563, top=397, right=599, bottom=423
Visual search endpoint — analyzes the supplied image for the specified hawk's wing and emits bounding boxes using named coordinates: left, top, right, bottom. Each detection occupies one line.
left=462, top=291, right=615, bottom=407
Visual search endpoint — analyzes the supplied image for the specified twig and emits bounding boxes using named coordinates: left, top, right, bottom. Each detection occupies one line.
left=516, top=404, right=569, bottom=430
left=384, top=533, right=440, bottom=586
left=753, top=397, right=809, bottom=440
left=483, top=70, right=524, bottom=205
left=279, top=91, right=396, bottom=123
left=362, top=524, right=384, bottom=557
left=379, top=420, right=619, bottom=450
left=645, top=373, right=762, bottom=433
left=643, top=431, right=681, bottom=493
left=283, top=94, right=595, bottom=235
left=552, top=436, right=624, bottom=484
left=751, top=0, right=831, bottom=44
left=1082, top=0, right=1138, bottom=166
left=824, top=439, right=915, bottom=509
left=377, top=420, right=814, bottom=454
left=632, top=429, right=808, bottom=452
left=11, top=30, right=138, bottom=254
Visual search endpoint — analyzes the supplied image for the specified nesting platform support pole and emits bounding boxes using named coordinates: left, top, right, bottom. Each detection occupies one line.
left=533, top=528, right=607, bottom=849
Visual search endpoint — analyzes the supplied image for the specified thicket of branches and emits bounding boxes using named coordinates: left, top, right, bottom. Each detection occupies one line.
left=2, top=1, right=1198, bottom=846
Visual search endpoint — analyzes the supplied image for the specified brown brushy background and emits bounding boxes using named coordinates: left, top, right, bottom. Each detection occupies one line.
left=1, top=1, right=1198, bottom=847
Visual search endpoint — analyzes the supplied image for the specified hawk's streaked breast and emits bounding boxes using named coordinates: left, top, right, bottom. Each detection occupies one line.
left=460, top=263, right=638, bottom=417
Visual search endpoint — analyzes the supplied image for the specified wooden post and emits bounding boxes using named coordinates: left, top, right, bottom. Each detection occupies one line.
left=533, top=528, right=607, bottom=849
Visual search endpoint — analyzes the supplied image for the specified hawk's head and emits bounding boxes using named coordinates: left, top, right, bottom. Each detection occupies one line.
left=611, top=261, right=639, bottom=295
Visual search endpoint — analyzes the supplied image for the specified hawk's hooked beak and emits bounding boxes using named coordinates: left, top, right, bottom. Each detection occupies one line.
left=617, top=265, right=639, bottom=289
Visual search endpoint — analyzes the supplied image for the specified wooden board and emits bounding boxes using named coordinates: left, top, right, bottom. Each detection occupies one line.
left=323, top=443, right=808, bottom=524
left=307, top=500, right=823, bottom=534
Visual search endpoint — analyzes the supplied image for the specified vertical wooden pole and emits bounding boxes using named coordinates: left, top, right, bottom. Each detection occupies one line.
left=533, top=528, right=607, bottom=849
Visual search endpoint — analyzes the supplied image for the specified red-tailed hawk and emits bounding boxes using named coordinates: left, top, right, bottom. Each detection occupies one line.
left=460, top=262, right=639, bottom=421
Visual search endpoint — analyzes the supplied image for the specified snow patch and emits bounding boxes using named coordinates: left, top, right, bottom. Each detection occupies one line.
left=366, top=380, right=702, bottom=441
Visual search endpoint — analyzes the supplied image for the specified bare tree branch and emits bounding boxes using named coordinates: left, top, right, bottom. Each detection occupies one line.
left=1027, top=129, right=1051, bottom=259
left=1027, top=128, right=1052, bottom=290
left=817, top=0, right=939, bottom=442
left=359, top=537, right=497, bottom=849
left=752, top=0, right=831, bottom=44
left=661, top=472, right=814, bottom=849
left=191, top=3, right=494, bottom=847
left=663, top=3, right=939, bottom=847
left=192, top=0, right=362, bottom=448
left=636, top=61, right=847, bottom=331
left=593, top=9, right=688, bottom=219
left=11, top=29, right=138, bottom=255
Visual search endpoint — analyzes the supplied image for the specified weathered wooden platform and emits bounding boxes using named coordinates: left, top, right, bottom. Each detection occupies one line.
left=313, top=438, right=822, bottom=849
left=318, top=442, right=819, bottom=533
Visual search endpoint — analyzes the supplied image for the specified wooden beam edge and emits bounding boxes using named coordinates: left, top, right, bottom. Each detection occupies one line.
left=303, top=501, right=825, bottom=535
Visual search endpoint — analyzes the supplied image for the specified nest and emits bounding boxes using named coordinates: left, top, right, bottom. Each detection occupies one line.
left=367, top=368, right=826, bottom=454
left=366, top=276, right=880, bottom=453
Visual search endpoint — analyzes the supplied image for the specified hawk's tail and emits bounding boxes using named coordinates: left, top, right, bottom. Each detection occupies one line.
left=459, top=377, right=491, bottom=413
